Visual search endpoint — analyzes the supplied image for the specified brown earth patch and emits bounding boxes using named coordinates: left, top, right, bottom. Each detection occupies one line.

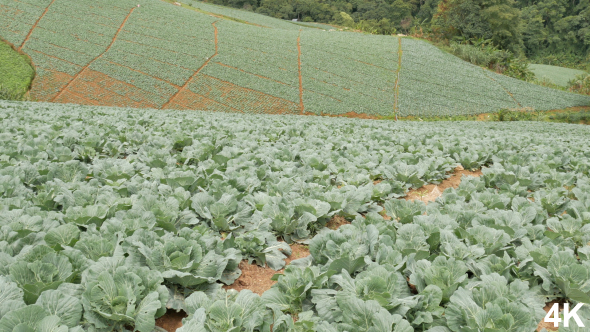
left=223, top=243, right=310, bottom=295
left=155, top=309, right=187, bottom=332
left=405, top=165, right=483, bottom=203
left=189, top=74, right=299, bottom=114
left=326, top=215, right=350, bottom=230
left=29, top=69, right=73, bottom=101
left=164, top=88, right=239, bottom=113
left=53, top=69, right=160, bottom=108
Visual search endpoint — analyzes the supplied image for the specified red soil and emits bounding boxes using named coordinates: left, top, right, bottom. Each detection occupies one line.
left=537, top=300, right=567, bottom=331
left=164, top=88, right=241, bottom=113
left=155, top=309, right=187, bottom=332
left=189, top=74, right=299, bottom=114
left=223, top=243, right=311, bottom=295
left=29, top=69, right=73, bottom=101
left=405, top=166, right=483, bottom=203
left=54, top=69, right=159, bottom=108
left=326, top=215, right=350, bottom=230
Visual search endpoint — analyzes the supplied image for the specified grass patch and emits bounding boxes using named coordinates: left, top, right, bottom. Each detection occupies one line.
left=0, top=39, right=34, bottom=100
left=384, top=107, right=590, bottom=124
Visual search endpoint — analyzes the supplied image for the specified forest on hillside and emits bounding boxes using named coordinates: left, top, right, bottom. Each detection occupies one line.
left=202, top=0, right=590, bottom=69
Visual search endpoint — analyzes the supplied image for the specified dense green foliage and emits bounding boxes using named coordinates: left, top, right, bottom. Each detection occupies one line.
left=0, top=40, right=34, bottom=101
left=548, top=109, right=590, bottom=123
left=1, top=100, right=590, bottom=331
left=568, top=73, right=590, bottom=95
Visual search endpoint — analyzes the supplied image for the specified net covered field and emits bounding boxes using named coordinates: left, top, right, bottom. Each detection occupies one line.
left=0, top=100, right=589, bottom=331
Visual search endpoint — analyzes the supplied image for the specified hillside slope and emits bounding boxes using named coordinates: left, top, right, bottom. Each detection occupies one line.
left=0, top=0, right=588, bottom=116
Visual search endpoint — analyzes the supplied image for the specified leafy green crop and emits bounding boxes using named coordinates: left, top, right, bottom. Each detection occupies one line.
left=0, top=100, right=589, bottom=331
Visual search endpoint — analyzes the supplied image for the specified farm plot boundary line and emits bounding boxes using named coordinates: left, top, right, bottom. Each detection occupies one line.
left=393, top=37, right=402, bottom=115
left=169, top=90, right=244, bottom=113
left=161, top=21, right=219, bottom=109
left=61, top=89, right=102, bottom=105
left=298, top=30, right=304, bottom=114
left=51, top=6, right=136, bottom=102
left=213, top=62, right=294, bottom=87
left=198, top=74, right=299, bottom=108
left=101, top=59, right=181, bottom=89
left=18, top=0, right=56, bottom=51
left=482, top=69, right=522, bottom=108
left=212, top=62, right=301, bottom=105
left=28, top=49, right=83, bottom=68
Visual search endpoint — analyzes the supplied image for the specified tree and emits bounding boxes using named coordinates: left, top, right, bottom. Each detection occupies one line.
left=432, top=0, right=522, bottom=52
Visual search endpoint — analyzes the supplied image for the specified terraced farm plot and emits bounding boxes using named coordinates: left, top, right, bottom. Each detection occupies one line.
left=1, top=0, right=589, bottom=116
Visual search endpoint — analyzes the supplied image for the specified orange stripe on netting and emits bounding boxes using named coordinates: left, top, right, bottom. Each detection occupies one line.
left=161, top=20, right=219, bottom=109
left=297, top=30, right=304, bottom=114
left=393, top=37, right=402, bottom=115
left=51, top=6, right=136, bottom=102
left=18, top=0, right=56, bottom=51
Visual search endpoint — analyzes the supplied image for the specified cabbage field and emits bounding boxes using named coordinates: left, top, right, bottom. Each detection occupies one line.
left=1, top=0, right=589, bottom=117
left=0, top=100, right=589, bottom=331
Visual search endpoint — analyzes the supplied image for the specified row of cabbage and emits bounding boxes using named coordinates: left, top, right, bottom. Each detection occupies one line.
left=0, top=100, right=590, bottom=331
